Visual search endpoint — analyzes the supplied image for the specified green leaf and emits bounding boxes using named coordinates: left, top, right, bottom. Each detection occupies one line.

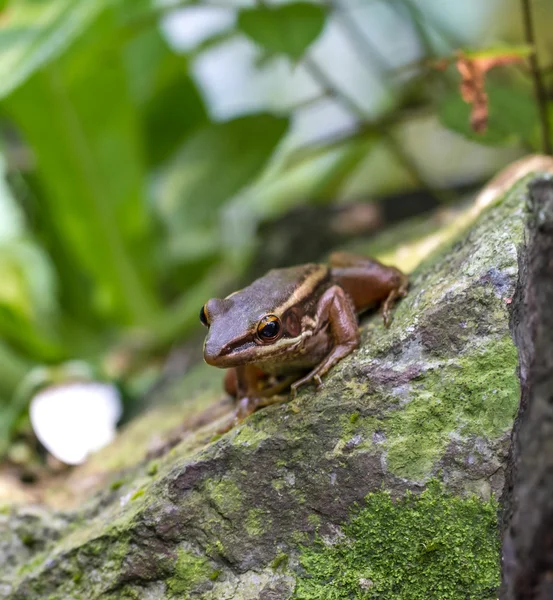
left=0, top=0, right=106, bottom=99
left=0, top=340, right=33, bottom=458
left=158, top=114, right=289, bottom=256
left=3, top=8, right=158, bottom=326
left=460, top=44, right=533, bottom=61
left=439, top=82, right=538, bottom=146
left=124, top=28, right=208, bottom=167
left=0, top=143, right=62, bottom=359
left=237, top=2, right=327, bottom=61
left=0, top=239, right=57, bottom=322
left=142, top=74, right=207, bottom=167
left=0, top=341, right=29, bottom=397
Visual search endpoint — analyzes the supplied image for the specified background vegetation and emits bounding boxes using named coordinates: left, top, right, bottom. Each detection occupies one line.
left=0, top=0, right=552, bottom=456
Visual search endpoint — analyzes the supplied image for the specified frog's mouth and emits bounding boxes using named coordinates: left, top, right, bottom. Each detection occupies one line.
left=204, top=335, right=303, bottom=368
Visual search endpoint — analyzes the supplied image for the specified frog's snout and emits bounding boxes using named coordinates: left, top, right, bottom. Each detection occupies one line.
left=203, top=335, right=222, bottom=366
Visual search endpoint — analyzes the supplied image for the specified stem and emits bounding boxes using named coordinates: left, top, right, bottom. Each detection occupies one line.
left=389, top=0, right=463, bottom=55
left=281, top=92, right=330, bottom=113
left=285, top=125, right=376, bottom=167
left=521, top=0, right=552, bottom=155
left=302, top=57, right=445, bottom=200
left=328, top=0, right=390, bottom=76
left=302, top=57, right=368, bottom=120
left=286, top=103, right=436, bottom=169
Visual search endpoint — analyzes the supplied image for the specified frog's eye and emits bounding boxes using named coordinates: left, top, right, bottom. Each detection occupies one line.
left=199, top=305, right=210, bottom=327
left=257, top=315, right=281, bottom=342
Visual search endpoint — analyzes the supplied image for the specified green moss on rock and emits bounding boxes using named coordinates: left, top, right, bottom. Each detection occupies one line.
left=204, top=477, right=243, bottom=515
left=232, top=424, right=271, bottom=448
left=271, top=552, right=289, bottom=570
left=130, top=488, right=145, bottom=501
left=167, top=549, right=214, bottom=595
left=147, top=462, right=159, bottom=477
left=110, top=479, right=124, bottom=491
left=295, top=482, right=500, bottom=600
left=384, top=335, right=519, bottom=479
left=349, top=412, right=360, bottom=424
left=245, top=508, right=268, bottom=537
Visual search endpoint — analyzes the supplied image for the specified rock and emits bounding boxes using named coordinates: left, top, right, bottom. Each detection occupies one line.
left=501, top=175, right=553, bottom=599
left=1, top=158, right=552, bottom=599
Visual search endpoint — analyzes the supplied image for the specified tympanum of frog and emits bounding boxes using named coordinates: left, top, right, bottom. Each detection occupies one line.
left=200, top=252, right=408, bottom=428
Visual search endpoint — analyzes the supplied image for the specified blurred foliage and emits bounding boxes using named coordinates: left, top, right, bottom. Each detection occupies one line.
left=439, top=81, right=538, bottom=145
left=0, top=0, right=551, bottom=452
left=237, top=2, right=327, bottom=60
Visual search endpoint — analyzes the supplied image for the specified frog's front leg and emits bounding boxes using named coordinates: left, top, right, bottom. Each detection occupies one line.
left=291, top=285, right=359, bottom=395
left=220, top=365, right=292, bottom=431
left=329, top=251, right=408, bottom=326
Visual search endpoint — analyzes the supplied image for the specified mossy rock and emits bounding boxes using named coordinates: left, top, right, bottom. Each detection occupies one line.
left=0, top=172, right=547, bottom=599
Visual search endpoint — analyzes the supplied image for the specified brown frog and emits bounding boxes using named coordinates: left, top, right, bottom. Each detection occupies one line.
left=200, top=252, right=408, bottom=427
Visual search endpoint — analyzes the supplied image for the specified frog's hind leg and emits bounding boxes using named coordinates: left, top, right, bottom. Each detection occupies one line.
left=329, top=251, right=408, bottom=327
left=382, top=273, right=409, bottom=327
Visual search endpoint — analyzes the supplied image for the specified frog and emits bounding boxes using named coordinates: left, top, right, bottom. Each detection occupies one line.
left=199, top=252, right=408, bottom=428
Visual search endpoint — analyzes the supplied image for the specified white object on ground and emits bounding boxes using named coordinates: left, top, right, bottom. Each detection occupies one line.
left=30, top=382, right=122, bottom=465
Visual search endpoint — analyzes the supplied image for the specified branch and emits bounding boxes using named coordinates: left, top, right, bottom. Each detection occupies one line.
left=328, top=0, right=391, bottom=77
left=302, top=56, right=447, bottom=202
left=284, top=125, right=375, bottom=167
left=521, top=0, right=552, bottom=155
left=284, top=104, right=436, bottom=169
left=388, top=0, right=464, bottom=55
left=281, top=92, right=330, bottom=113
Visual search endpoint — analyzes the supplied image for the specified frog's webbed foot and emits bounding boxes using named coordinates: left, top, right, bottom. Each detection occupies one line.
left=290, top=373, right=322, bottom=397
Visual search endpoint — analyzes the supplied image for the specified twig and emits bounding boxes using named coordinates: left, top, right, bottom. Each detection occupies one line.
left=521, top=0, right=552, bottom=154
left=302, top=56, right=368, bottom=120
left=285, top=125, right=375, bottom=167
left=328, top=0, right=391, bottom=76
left=388, top=0, right=463, bottom=55
left=302, top=56, right=446, bottom=201
left=281, top=92, right=330, bottom=113
left=285, top=104, right=436, bottom=168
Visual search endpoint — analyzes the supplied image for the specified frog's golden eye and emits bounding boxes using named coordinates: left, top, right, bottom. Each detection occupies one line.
left=199, top=305, right=210, bottom=327
left=257, top=315, right=281, bottom=342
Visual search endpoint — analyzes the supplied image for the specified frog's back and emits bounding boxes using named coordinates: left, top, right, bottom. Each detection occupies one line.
left=237, top=263, right=329, bottom=317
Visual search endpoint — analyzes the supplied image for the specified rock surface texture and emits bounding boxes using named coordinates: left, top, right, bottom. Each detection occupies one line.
left=1, top=165, right=551, bottom=599
left=502, top=176, right=553, bottom=600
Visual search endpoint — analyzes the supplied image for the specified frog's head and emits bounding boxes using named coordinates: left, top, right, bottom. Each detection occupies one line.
left=200, top=264, right=328, bottom=368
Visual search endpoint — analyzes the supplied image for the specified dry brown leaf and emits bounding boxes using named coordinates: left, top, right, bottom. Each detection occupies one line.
left=454, top=51, right=525, bottom=133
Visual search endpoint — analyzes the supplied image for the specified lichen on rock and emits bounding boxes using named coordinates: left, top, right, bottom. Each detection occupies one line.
left=1, top=170, right=548, bottom=599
